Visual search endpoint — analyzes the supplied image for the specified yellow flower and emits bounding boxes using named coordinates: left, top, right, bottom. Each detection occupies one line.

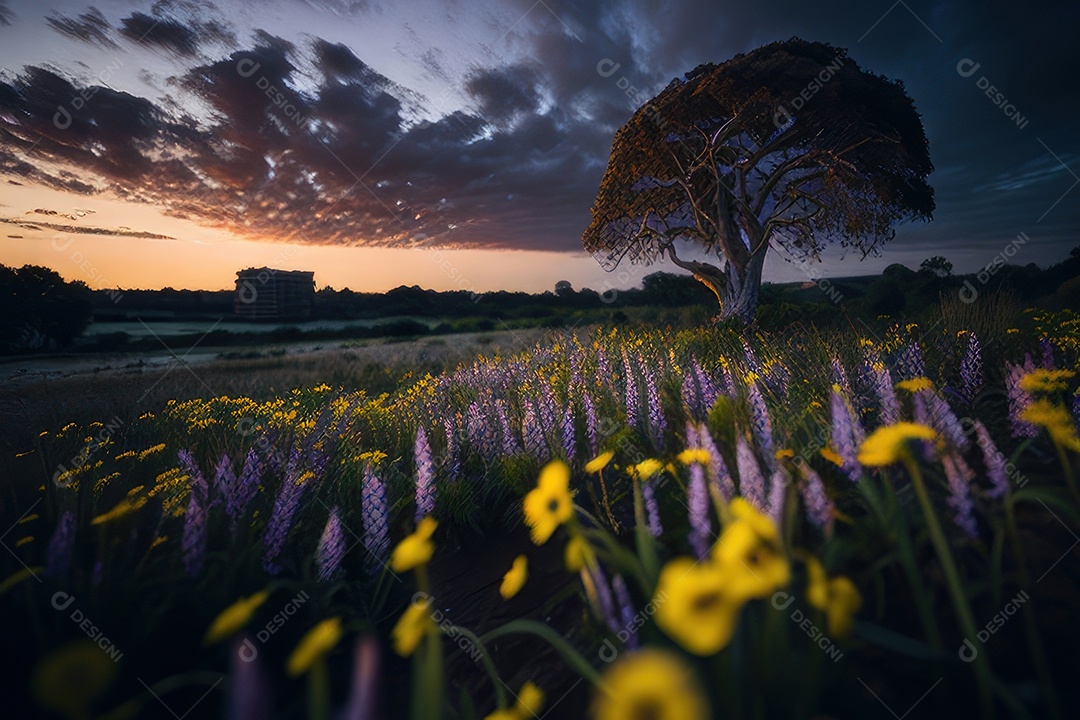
left=1019, top=369, right=1075, bottom=393
left=391, top=517, right=438, bottom=572
left=564, top=534, right=593, bottom=572
left=90, top=495, right=148, bottom=525
left=631, top=458, right=664, bottom=480
left=895, top=377, right=934, bottom=393
left=1021, top=400, right=1080, bottom=451
left=713, top=499, right=789, bottom=601
left=32, top=641, right=117, bottom=718
left=857, top=423, right=936, bottom=466
left=286, top=617, right=343, bottom=676
left=677, top=448, right=711, bottom=465
left=391, top=599, right=435, bottom=657
left=500, top=555, right=528, bottom=599
left=807, top=566, right=862, bottom=639
left=820, top=447, right=843, bottom=466
left=584, top=451, right=614, bottom=473
left=204, top=591, right=269, bottom=645
left=484, top=681, right=546, bottom=719
left=654, top=557, right=742, bottom=655
left=592, top=648, right=708, bottom=720
left=523, top=461, right=574, bottom=545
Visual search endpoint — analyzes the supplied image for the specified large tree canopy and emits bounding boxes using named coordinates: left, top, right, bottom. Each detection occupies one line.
left=583, top=38, right=934, bottom=320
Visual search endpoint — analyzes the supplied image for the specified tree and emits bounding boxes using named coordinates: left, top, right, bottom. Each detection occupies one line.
left=583, top=38, right=934, bottom=320
left=0, top=264, right=93, bottom=353
left=919, top=256, right=953, bottom=278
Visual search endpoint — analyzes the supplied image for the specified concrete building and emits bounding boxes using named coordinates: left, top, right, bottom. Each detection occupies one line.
left=234, top=268, right=315, bottom=320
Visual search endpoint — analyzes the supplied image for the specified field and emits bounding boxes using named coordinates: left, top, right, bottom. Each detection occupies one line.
left=2, top=298, right=1079, bottom=719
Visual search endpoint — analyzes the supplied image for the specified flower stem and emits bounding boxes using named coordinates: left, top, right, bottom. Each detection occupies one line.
left=904, top=456, right=996, bottom=719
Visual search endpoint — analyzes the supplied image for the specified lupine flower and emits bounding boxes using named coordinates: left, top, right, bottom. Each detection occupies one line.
left=560, top=406, right=576, bottom=462
left=44, top=511, right=76, bottom=578
left=612, top=575, right=639, bottom=650
left=644, top=368, right=665, bottom=450
left=228, top=635, right=271, bottom=720
left=765, top=361, right=790, bottom=399
left=583, top=391, right=599, bottom=458
left=973, top=420, right=1009, bottom=498
left=622, top=350, right=638, bottom=428
left=923, top=391, right=971, bottom=450
left=586, top=561, right=621, bottom=635
left=228, top=448, right=263, bottom=525
left=686, top=455, right=711, bottom=559
left=444, top=414, right=461, bottom=482
left=1006, top=356, right=1039, bottom=438
left=697, top=423, right=736, bottom=500
left=943, top=453, right=978, bottom=537
left=642, top=480, right=663, bottom=538
left=180, top=449, right=209, bottom=577
left=735, top=435, right=767, bottom=511
left=344, top=635, right=380, bottom=720
left=959, top=332, right=984, bottom=405
left=832, top=356, right=854, bottom=399
left=742, top=340, right=762, bottom=376
left=1040, top=337, right=1055, bottom=369
left=829, top=386, right=864, bottom=482
left=495, top=400, right=520, bottom=456
left=718, top=357, right=736, bottom=397
left=895, top=341, right=925, bottom=381
left=870, top=361, right=901, bottom=424
left=316, top=506, right=346, bottom=582
left=798, top=463, right=834, bottom=534
left=767, top=469, right=787, bottom=527
left=596, top=346, right=610, bottom=388
left=361, top=466, right=390, bottom=571
left=681, top=371, right=702, bottom=420
left=522, top=402, right=546, bottom=460
left=210, top=453, right=235, bottom=509
left=261, top=453, right=309, bottom=575
left=746, top=381, right=776, bottom=470
left=693, top=356, right=719, bottom=413
left=414, top=426, right=435, bottom=522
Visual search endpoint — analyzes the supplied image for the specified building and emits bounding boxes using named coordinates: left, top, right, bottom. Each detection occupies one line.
left=234, top=268, right=315, bottom=320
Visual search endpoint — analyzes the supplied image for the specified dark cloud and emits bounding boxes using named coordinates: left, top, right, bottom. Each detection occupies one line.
left=117, top=2, right=236, bottom=57
left=0, top=1, right=13, bottom=26
left=465, top=64, right=542, bottom=124
left=46, top=7, right=118, bottom=49
left=0, top=215, right=175, bottom=239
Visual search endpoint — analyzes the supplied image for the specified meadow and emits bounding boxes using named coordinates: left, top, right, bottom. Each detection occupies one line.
left=2, top=295, right=1079, bottom=719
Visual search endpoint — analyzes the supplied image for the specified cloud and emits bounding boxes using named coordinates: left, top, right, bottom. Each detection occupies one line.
left=0, top=1, right=14, bottom=26
left=0, top=215, right=176, bottom=239
left=464, top=64, right=542, bottom=124
left=46, top=7, right=119, bottom=49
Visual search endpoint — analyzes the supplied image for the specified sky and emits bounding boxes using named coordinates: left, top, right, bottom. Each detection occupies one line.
left=0, top=0, right=1077, bottom=294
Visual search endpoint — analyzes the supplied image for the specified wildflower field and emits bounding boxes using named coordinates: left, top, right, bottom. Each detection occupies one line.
left=4, top=304, right=1080, bottom=719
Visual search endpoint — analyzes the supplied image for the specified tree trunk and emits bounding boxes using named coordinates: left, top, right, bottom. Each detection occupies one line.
left=718, top=248, right=766, bottom=322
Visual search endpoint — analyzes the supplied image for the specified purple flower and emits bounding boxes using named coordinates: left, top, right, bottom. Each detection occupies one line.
left=943, top=453, right=978, bottom=537
left=697, top=423, right=736, bottom=500
left=228, top=635, right=271, bottom=720
left=596, top=346, right=610, bottom=388
left=560, top=406, right=576, bottom=463
left=871, top=361, right=901, bottom=425
left=693, top=356, right=718, bottom=415
left=587, top=562, right=621, bottom=635
left=211, top=453, right=236, bottom=507
left=687, top=456, right=711, bottom=559
left=830, top=387, right=864, bottom=482
left=644, top=368, right=665, bottom=451
left=444, top=414, right=461, bottom=482
left=718, top=360, right=736, bottom=397
left=612, top=575, right=639, bottom=649
left=681, top=371, right=702, bottom=420
left=583, top=391, right=599, bottom=458
left=642, top=480, right=663, bottom=538
left=973, top=420, right=1009, bottom=498
left=361, top=466, right=390, bottom=572
left=735, top=435, right=767, bottom=511
left=415, top=426, right=435, bottom=522
left=180, top=450, right=209, bottom=577
left=495, top=400, right=520, bottom=456
left=767, top=470, right=787, bottom=527
left=1006, top=357, right=1038, bottom=438
left=742, top=340, right=762, bottom=376
left=622, top=350, right=638, bottom=428
left=228, top=448, right=263, bottom=525
left=831, top=357, right=853, bottom=398
left=1040, top=337, right=1054, bottom=369
left=261, top=448, right=308, bottom=575
left=316, top=506, right=346, bottom=582
left=747, top=381, right=776, bottom=470
left=344, top=635, right=380, bottom=720
left=923, top=391, right=970, bottom=451
left=895, top=342, right=925, bottom=381
left=798, top=463, right=834, bottom=535
left=44, top=511, right=77, bottom=578
left=960, top=332, right=984, bottom=405
left=522, top=402, right=546, bottom=461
